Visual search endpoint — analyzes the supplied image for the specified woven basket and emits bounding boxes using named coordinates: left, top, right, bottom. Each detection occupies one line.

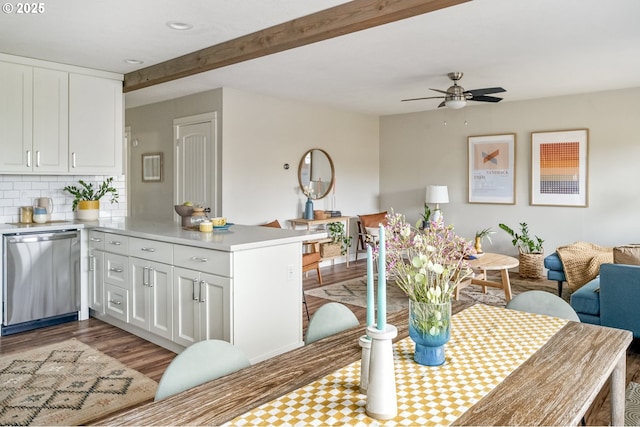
left=519, top=252, right=544, bottom=279
left=320, top=242, right=342, bottom=258
left=314, top=210, right=330, bottom=220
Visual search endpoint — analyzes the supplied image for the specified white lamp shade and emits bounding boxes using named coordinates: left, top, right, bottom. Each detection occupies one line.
left=426, top=185, right=449, bottom=204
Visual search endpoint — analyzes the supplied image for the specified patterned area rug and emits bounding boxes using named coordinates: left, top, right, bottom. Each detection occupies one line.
left=627, top=382, right=640, bottom=426
left=305, top=273, right=567, bottom=313
left=0, top=338, right=157, bottom=426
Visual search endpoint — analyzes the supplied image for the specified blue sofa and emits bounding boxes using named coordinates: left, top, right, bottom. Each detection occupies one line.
left=544, top=252, right=566, bottom=296
left=570, top=263, right=640, bottom=338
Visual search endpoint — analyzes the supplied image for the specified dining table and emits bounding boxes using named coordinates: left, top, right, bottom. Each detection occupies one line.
left=96, top=300, right=632, bottom=426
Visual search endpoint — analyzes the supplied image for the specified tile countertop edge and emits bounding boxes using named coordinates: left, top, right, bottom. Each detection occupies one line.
left=91, top=218, right=328, bottom=252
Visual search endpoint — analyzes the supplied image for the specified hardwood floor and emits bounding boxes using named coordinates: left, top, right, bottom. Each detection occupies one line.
left=1, top=259, right=638, bottom=425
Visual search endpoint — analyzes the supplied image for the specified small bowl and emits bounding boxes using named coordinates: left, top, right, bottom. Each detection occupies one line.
left=211, top=217, right=227, bottom=227
left=174, top=205, right=194, bottom=217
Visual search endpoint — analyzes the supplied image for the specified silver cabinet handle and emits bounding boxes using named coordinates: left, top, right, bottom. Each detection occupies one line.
left=89, top=255, right=95, bottom=272
left=199, top=280, right=206, bottom=303
left=148, top=267, right=154, bottom=287
left=143, top=266, right=149, bottom=286
left=109, top=267, right=123, bottom=273
left=26, top=150, right=31, bottom=167
left=190, top=256, right=208, bottom=263
left=90, top=237, right=102, bottom=242
left=192, top=278, right=199, bottom=301
left=72, top=152, right=76, bottom=168
left=141, top=247, right=156, bottom=252
left=35, top=150, right=40, bottom=167
left=109, top=241, right=122, bottom=245
left=109, top=299, right=122, bottom=306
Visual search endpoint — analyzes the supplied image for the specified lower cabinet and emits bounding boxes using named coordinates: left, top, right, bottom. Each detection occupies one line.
left=129, top=257, right=173, bottom=340
left=173, top=267, right=231, bottom=347
left=105, top=283, right=128, bottom=322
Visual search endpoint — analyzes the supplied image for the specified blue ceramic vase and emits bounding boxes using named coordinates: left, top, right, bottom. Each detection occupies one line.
left=304, top=198, right=314, bottom=220
left=408, top=299, right=451, bottom=366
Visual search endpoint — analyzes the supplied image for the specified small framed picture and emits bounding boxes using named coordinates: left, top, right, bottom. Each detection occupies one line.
left=531, top=129, right=588, bottom=207
left=468, top=133, right=516, bottom=204
left=142, top=152, right=163, bottom=182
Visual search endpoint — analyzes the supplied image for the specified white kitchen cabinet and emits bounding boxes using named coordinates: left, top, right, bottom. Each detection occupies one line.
left=105, top=283, right=128, bottom=323
left=88, top=231, right=105, bottom=314
left=69, top=73, right=123, bottom=174
left=129, top=257, right=173, bottom=340
left=0, top=63, right=68, bottom=173
left=173, top=267, right=231, bottom=347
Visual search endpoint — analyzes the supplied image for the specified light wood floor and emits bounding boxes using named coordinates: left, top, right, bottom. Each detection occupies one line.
left=1, top=260, right=638, bottom=425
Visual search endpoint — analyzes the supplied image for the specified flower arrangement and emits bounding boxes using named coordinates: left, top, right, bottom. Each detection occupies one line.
left=380, top=211, right=475, bottom=304
left=63, top=177, right=119, bottom=211
left=302, top=185, right=315, bottom=199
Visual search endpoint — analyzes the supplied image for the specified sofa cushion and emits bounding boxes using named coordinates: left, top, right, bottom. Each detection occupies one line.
left=613, top=244, right=640, bottom=265
left=570, top=277, right=600, bottom=317
left=544, top=252, right=564, bottom=271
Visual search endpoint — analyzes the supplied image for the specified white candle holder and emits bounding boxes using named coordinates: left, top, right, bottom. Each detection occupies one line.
left=359, top=335, right=371, bottom=393
left=365, top=324, right=398, bottom=420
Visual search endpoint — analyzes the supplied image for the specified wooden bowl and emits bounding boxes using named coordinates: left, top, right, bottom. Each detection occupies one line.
left=174, top=205, right=194, bottom=217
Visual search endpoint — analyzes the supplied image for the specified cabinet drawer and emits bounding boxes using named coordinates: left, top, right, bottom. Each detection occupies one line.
left=103, top=233, right=129, bottom=253
left=105, top=283, right=128, bottom=323
left=173, top=245, right=232, bottom=277
left=129, top=237, right=173, bottom=264
left=104, top=253, right=128, bottom=288
left=89, top=230, right=105, bottom=250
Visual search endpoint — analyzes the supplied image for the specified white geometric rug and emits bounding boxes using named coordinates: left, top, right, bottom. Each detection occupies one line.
left=626, top=382, right=640, bottom=426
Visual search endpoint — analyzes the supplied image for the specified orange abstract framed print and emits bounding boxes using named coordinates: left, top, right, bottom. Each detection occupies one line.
left=468, top=133, right=516, bottom=204
left=531, top=129, right=588, bottom=207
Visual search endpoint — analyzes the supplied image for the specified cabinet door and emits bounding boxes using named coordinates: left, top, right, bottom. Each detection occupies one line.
left=32, top=67, right=68, bottom=172
left=0, top=62, right=32, bottom=172
left=69, top=73, right=123, bottom=174
left=129, top=257, right=149, bottom=330
left=199, top=272, right=231, bottom=342
left=89, top=250, right=105, bottom=314
left=148, top=261, right=173, bottom=340
left=173, top=267, right=200, bottom=347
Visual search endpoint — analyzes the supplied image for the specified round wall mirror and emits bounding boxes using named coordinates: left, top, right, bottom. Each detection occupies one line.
left=298, top=149, right=335, bottom=200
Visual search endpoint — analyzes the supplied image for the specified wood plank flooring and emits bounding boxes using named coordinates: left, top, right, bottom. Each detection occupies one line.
left=1, top=259, right=638, bottom=425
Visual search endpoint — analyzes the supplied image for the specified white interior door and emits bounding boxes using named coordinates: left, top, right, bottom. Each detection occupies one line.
left=174, top=112, right=218, bottom=216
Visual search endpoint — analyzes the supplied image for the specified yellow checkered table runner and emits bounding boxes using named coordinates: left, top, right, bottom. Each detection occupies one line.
left=228, top=304, right=568, bottom=426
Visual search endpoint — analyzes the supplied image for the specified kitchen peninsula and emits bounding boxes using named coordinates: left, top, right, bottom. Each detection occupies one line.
left=89, top=219, right=327, bottom=363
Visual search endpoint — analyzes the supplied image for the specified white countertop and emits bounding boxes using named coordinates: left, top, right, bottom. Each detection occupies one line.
left=93, top=218, right=328, bottom=252
left=0, top=221, right=84, bottom=234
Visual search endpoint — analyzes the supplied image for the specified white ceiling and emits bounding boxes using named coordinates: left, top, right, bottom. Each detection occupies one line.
left=2, top=0, right=640, bottom=115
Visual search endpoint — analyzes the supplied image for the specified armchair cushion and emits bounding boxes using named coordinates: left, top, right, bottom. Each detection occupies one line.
left=600, top=263, right=640, bottom=337
left=613, top=244, right=640, bottom=265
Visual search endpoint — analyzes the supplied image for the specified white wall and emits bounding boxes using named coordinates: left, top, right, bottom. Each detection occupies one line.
left=125, top=87, right=380, bottom=244
left=379, top=87, right=640, bottom=257
left=221, top=87, right=380, bottom=226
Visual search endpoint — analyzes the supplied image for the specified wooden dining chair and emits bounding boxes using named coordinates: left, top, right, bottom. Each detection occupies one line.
left=305, top=302, right=359, bottom=344
left=506, top=290, right=580, bottom=322
left=355, top=211, right=387, bottom=263
left=155, top=340, right=251, bottom=401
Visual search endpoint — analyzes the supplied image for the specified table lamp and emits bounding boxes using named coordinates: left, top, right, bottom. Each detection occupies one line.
left=426, top=185, right=449, bottom=223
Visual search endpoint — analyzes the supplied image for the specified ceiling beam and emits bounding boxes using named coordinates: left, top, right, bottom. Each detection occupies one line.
left=123, top=0, right=470, bottom=92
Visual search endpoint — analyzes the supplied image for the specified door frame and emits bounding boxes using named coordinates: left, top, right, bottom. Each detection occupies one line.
left=173, top=112, right=220, bottom=217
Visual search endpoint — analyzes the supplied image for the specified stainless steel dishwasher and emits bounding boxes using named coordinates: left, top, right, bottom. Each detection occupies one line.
left=2, top=229, right=81, bottom=335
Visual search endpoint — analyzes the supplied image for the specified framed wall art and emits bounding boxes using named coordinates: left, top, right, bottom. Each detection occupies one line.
left=468, top=133, right=516, bottom=204
left=142, top=152, right=163, bottom=182
left=531, top=129, right=588, bottom=207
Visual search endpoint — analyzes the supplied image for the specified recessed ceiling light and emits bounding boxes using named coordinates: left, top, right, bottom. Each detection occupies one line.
left=167, top=21, right=193, bottom=30
left=124, top=59, right=144, bottom=65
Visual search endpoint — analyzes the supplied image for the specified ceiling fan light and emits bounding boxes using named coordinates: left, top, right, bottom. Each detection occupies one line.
left=445, top=98, right=466, bottom=109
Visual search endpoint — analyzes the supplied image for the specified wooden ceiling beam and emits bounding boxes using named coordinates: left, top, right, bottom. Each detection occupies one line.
left=123, top=0, right=470, bottom=92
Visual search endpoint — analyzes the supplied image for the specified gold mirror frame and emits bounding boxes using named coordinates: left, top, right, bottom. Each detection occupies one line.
left=297, top=148, right=335, bottom=200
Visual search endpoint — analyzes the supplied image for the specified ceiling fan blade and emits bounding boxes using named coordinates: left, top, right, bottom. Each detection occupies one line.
left=438, top=101, right=446, bottom=108
left=470, top=95, right=503, bottom=103
left=428, top=88, right=452, bottom=95
left=401, top=95, right=445, bottom=102
left=465, top=87, right=506, bottom=96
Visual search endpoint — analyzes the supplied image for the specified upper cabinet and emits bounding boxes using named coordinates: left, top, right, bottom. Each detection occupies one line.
left=0, top=54, right=123, bottom=175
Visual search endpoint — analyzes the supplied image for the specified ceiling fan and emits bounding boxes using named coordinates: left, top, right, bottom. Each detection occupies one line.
left=402, top=72, right=506, bottom=109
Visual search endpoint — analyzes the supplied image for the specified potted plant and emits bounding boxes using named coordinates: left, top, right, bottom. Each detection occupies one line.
left=323, top=221, right=352, bottom=257
left=474, top=227, right=495, bottom=254
left=418, top=203, right=431, bottom=229
left=498, top=222, right=544, bottom=279
left=63, top=177, right=119, bottom=221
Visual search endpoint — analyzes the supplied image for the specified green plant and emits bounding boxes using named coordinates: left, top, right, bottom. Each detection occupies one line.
left=475, top=227, right=495, bottom=244
left=63, top=177, right=119, bottom=211
left=419, top=203, right=431, bottom=222
left=498, top=222, right=544, bottom=254
left=327, top=221, right=352, bottom=255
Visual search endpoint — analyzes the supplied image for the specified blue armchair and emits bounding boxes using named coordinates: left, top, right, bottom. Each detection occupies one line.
left=570, top=263, right=640, bottom=338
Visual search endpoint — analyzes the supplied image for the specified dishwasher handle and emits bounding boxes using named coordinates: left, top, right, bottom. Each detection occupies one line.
left=5, top=230, right=79, bottom=244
